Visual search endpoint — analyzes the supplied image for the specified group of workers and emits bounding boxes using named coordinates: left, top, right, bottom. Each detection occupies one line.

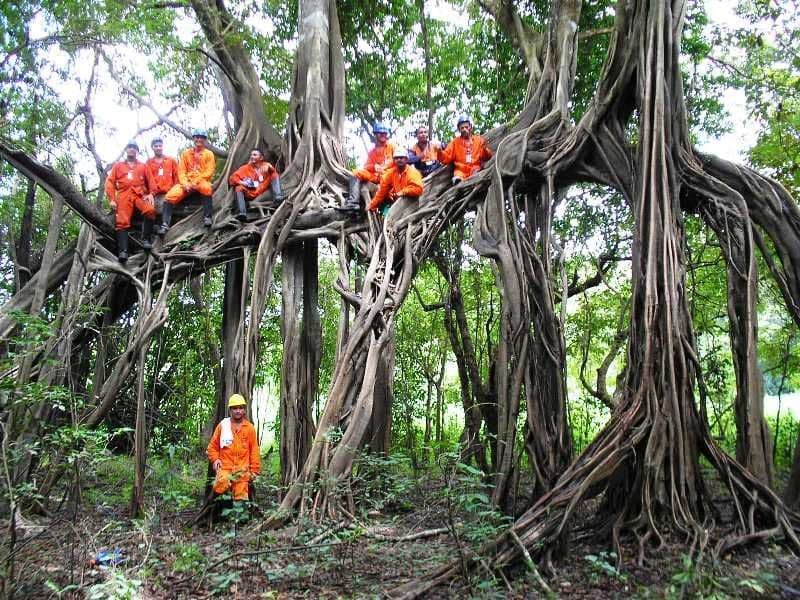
left=104, top=129, right=284, bottom=263
left=104, top=115, right=491, bottom=263
left=341, top=114, right=493, bottom=214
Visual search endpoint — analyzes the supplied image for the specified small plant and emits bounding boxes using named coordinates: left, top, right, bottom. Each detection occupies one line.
left=86, top=570, right=142, bottom=600
left=171, top=543, right=206, bottom=573
left=209, top=571, right=240, bottom=596
left=584, top=551, right=627, bottom=583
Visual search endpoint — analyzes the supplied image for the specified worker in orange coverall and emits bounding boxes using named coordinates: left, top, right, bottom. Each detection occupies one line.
left=341, top=121, right=395, bottom=212
left=228, top=148, right=284, bottom=221
left=104, top=140, right=156, bottom=263
left=207, top=394, right=261, bottom=503
left=368, top=147, right=424, bottom=216
left=439, top=114, right=493, bottom=185
left=160, top=128, right=216, bottom=234
left=143, top=137, right=179, bottom=217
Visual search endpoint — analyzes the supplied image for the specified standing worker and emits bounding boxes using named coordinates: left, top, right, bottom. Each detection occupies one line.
left=161, top=129, right=216, bottom=234
left=104, top=140, right=156, bottom=263
left=439, top=115, right=493, bottom=185
left=144, top=137, right=179, bottom=222
left=367, top=147, right=423, bottom=215
left=341, top=121, right=395, bottom=212
left=228, top=148, right=284, bottom=221
left=407, top=125, right=441, bottom=177
left=207, top=394, right=261, bottom=504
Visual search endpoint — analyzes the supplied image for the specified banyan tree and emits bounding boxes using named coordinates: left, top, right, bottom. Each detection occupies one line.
left=1, top=0, right=799, bottom=595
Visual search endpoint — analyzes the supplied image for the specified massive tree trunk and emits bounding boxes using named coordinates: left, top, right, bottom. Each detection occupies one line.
left=279, top=241, right=319, bottom=486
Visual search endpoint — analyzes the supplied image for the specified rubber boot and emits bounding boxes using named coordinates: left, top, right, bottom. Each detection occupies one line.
left=158, top=202, right=173, bottom=236
left=116, top=229, right=129, bottom=264
left=141, top=218, right=154, bottom=250
left=270, top=177, right=285, bottom=204
left=202, top=195, right=213, bottom=228
left=341, top=176, right=361, bottom=212
left=235, top=189, right=248, bottom=221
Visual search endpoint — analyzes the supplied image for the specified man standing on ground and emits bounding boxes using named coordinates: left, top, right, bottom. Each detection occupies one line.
left=161, top=129, right=216, bottom=233
left=342, top=121, right=395, bottom=212
left=368, top=147, right=424, bottom=215
left=407, top=125, right=441, bottom=177
left=439, top=115, right=493, bottom=185
left=104, top=140, right=156, bottom=263
left=207, top=394, right=261, bottom=504
left=228, top=148, right=284, bottom=221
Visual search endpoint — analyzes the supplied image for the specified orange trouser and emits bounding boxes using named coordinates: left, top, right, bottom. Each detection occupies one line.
left=115, top=191, right=156, bottom=230
left=165, top=181, right=214, bottom=205
left=213, top=468, right=251, bottom=500
left=353, top=168, right=380, bottom=184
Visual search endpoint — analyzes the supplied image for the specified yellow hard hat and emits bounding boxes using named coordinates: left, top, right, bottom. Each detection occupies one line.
left=228, top=393, right=247, bottom=408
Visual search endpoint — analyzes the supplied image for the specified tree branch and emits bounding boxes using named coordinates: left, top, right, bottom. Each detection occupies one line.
left=0, top=141, right=115, bottom=239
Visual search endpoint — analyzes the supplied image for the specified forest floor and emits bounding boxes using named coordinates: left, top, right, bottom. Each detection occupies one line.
left=7, top=453, right=800, bottom=599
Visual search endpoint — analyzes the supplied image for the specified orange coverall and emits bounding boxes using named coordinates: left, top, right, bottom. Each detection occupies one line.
left=353, top=143, right=396, bottom=184
left=104, top=161, right=155, bottom=230
left=207, top=419, right=261, bottom=500
left=228, top=161, right=278, bottom=199
left=165, top=147, right=216, bottom=204
left=410, top=142, right=438, bottom=163
left=368, top=165, right=424, bottom=211
left=439, top=135, right=493, bottom=180
left=144, top=156, right=179, bottom=195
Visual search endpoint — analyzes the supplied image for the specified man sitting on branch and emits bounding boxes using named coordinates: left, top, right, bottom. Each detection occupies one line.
left=407, top=125, right=441, bottom=177
left=368, top=147, right=424, bottom=216
left=228, top=148, right=284, bottom=221
left=104, top=140, right=156, bottom=263
left=143, top=137, right=179, bottom=219
left=341, top=121, right=395, bottom=212
left=160, top=128, right=216, bottom=234
left=440, top=114, right=493, bottom=186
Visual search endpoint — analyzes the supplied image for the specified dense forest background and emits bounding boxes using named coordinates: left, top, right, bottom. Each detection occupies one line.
left=2, top=0, right=800, bottom=597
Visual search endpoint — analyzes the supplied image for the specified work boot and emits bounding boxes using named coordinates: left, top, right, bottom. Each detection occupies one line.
left=270, top=177, right=285, bottom=205
left=141, top=218, right=154, bottom=250
left=235, top=189, right=248, bottom=221
left=340, top=176, right=362, bottom=212
left=158, top=202, right=173, bottom=236
left=202, top=195, right=213, bottom=228
left=451, top=176, right=462, bottom=186
left=116, top=229, right=129, bottom=264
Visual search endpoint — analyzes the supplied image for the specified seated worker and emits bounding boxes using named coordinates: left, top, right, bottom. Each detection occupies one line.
left=228, top=148, right=284, bottom=221
left=341, top=121, right=395, bottom=212
left=439, top=114, right=493, bottom=185
left=160, top=129, right=216, bottom=234
left=407, top=125, right=441, bottom=177
left=207, top=394, right=260, bottom=505
left=104, top=140, right=156, bottom=263
left=144, top=136, right=179, bottom=213
left=367, top=147, right=423, bottom=216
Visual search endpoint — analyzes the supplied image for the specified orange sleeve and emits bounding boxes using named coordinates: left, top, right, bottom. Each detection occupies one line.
left=104, top=166, right=117, bottom=202
left=228, top=164, right=247, bottom=186
left=199, top=150, right=216, bottom=182
left=363, top=147, right=378, bottom=174
left=481, top=138, right=493, bottom=160
left=169, top=157, right=180, bottom=186
left=143, top=162, right=155, bottom=193
left=369, top=170, right=393, bottom=211
left=398, top=168, right=423, bottom=198
left=439, top=140, right=455, bottom=165
left=248, top=425, right=261, bottom=475
left=207, top=424, right=222, bottom=463
left=177, top=151, right=190, bottom=186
